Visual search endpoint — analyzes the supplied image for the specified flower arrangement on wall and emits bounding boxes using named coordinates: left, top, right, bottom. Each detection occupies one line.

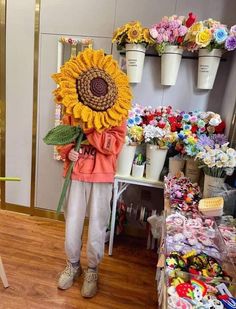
left=149, top=13, right=196, bottom=55
left=184, top=19, right=236, bottom=52
left=112, top=21, right=155, bottom=49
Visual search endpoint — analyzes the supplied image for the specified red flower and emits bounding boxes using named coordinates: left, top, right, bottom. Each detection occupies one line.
left=177, top=37, right=184, bottom=44
left=168, top=116, right=177, bottom=124
left=158, top=122, right=166, bottom=129
left=166, top=106, right=172, bottom=114
left=191, top=125, right=198, bottom=133
left=215, top=121, right=225, bottom=133
left=175, top=122, right=182, bottom=130
left=171, top=123, right=177, bottom=132
left=177, top=115, right=183, bottom=122
left=186, top=12, right=197, bottom=28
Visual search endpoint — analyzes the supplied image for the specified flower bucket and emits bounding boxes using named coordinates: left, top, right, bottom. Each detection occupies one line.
left=185, top=157, right=200, bottom=184
left=203, top=174, right=225, bottom=198
left=131, top=164, right=145, bottom=178
left=125, top=43, right=146, bottom=83
left=116, top=144, right=137, bottom=176
left=161, top=45, right=183, bottom=86
left=169, top=157, right=185, bottom=176
left=146, top=144, right=167, bottom=180
left=197, top=48, right=222, bottom=90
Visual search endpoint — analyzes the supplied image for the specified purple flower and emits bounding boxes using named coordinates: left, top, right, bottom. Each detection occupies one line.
left=197, top=134, right=214, bottom=150
left=211, top=134, right=228, bottom=146
left=225, top=36, right=236, bottom=51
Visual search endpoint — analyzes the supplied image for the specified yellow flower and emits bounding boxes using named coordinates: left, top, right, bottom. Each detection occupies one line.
left=52, top=49, right=132, bottom=132
left=127, top=24, right=142, bottom=43
left=196, top=29, right=212, bottom=47
left=189, top=22, right=204, bottom=36
left=112, top=24, right=129, bottom=43
left=142, top=28, right=155, bottom=45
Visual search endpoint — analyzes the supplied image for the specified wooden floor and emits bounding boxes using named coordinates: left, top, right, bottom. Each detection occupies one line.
left=0, top=210, right=158, bottom=309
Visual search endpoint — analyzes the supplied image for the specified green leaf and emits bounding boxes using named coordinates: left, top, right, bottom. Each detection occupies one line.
left=43, top=125, right=82, bottom=145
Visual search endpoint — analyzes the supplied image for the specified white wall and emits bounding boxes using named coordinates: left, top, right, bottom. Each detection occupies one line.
left=5, top=0, right=236, bottom=210
left=6, top=0, right=35, bottom=206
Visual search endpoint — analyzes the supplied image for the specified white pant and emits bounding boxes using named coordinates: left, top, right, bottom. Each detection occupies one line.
left=64, top=181, right=112, bottom=268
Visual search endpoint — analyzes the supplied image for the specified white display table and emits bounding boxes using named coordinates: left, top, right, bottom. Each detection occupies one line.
left=108, top=174, right=164, bottom=256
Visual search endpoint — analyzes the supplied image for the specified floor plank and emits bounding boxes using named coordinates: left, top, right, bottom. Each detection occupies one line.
left=0, top=210, right=158, bottom=309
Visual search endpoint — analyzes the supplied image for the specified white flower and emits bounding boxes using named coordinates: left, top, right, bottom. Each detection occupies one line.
left=203, top=157, right=212, bottom=166
left=216, top=161, right=223, bottom=168
left=219, top=153, right=229, bottom=163
left=221, top=143, right=230, bottom=151
left=227, top=159, right=236, bottom=168
left=196, top=152, right=204, bottom=160
left=227, top=148, right=236, bottom=157
left=226, top=168, right=234, bottom=176
left=209, top=115, right=221, bottom=126
left=150, top=28, right=158, bottom=39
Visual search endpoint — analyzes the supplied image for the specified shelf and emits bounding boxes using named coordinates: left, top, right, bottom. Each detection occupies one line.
left=119, top=51, right=227, bottom=61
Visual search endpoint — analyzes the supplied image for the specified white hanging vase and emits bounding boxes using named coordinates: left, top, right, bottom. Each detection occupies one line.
left=125, top=43, right=146, bottom=83
left=161, top=45, right=183, bottom=86
left=185, top=157, right=200, bottom=184
left=116, top=144, right=137, bottom=176
left=146, top=144, right=167, bottom=180
left=203, top=174, right=225, bottom=198
left=169, top=157, right=185, bottom=176
left=131, top=164, right=145, bottom=178
left=197, top=48, right=222, bottom=90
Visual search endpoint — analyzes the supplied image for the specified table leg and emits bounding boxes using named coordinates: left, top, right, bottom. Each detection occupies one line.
left=0, top=256, right=9, bottom=288
left=108, top=179, right=118, bottom=256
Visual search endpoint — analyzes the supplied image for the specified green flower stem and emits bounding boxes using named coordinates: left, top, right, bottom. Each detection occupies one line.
left=56, top=132, right=84, bottom=213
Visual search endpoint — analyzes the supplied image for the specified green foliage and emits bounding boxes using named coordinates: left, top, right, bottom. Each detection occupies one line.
left=43, top=125, right=82, bottom=145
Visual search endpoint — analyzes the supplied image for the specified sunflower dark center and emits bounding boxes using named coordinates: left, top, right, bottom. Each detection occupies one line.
left=90, top=77, right=108, bottom=97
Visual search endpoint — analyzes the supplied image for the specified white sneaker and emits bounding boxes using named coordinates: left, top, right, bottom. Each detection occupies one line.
left=81, top=269, right=98, bottom=298
left=57, top=262, right=82, bottom=290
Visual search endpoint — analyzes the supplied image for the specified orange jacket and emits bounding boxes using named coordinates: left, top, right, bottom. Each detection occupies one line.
left=58, top=122, right=126, bottom=183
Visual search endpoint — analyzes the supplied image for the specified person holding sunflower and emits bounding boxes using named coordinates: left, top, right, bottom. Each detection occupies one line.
left=51, top=49, right=132, bottom=298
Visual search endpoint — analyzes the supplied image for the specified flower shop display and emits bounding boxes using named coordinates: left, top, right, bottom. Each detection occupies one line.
left=195, top=143, right=236, bottom=198
left=43, top=48, right=132, bottom=212
left=150, top=13, right=196, bottom=85
left=218, top=216, right=236, bottom=259
left=131, top=153, right=145, bottom=178
left=112, top=21, right=155, bottom=83
left=117, top=104, right=144, bottom=176
left=143, top=106, right=174, bottom=180
left=164, top=174, right=201, bottom=213
left=185, top=19, right=236, bottom=89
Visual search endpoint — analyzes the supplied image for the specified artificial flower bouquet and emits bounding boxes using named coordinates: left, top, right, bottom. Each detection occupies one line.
left=185, top=19, right=236, bottom=52
left=195, top=143, right=236, bottom=178
left=112, top=20, right=155, bottom=49
left=142, top=105, right=175, bottom=148
left=126, top=104, right=144, bottom=145
left=149, top=12, right=196, bottom=55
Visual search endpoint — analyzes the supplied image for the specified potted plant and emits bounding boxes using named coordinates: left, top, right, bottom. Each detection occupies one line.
left=131, top=153, right=146, bottom=178
left=184, top=19, right=236, bottom=89
left=149, top=12, right=196, bottom=85
left=142, top=106, right=173, bottom=180
left=117, top=104, right=144, bottom=176
left=195, top=142, right=236, bottom=198
left=112, top=21, right=155, bottom=83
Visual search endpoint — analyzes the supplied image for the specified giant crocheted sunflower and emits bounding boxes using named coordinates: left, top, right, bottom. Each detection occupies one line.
left=52, top=48, right=132, bottom=132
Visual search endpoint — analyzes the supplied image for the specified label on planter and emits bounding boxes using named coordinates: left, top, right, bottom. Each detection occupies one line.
left=127, top=58, right=138, bottom=67
left=199, top=64, right=209, bottom=72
